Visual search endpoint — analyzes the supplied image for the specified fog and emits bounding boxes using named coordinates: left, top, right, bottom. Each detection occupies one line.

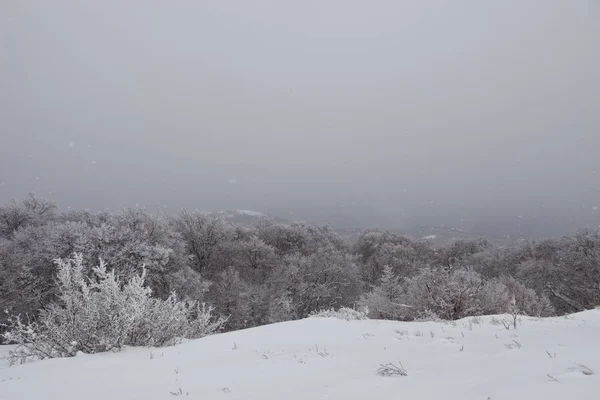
left=1, top=0, right=599, bottom=235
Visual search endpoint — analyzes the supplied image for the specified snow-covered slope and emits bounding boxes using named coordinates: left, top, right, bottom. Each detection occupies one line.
left=2, top=311, right=600, bottom=399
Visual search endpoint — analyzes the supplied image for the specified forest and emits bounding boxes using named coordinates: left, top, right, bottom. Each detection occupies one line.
left=1, top=194, right=599, bottom=357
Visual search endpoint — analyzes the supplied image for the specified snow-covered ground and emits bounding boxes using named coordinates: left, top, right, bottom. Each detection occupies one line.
left=1, top=311, right=599, bottom=399
left=235, top=210, right=265, bottom=217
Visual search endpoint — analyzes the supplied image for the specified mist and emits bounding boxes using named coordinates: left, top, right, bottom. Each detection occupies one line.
left=1, top=0, right=599, bottom=236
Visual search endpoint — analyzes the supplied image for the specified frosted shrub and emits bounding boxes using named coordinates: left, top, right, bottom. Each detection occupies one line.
left=403, top=268, right=551, bottom=320
left=2, top=254, right=225, bottom=364
left=309, top=307, right=369, bottom=321
left=404, top=268, right=508, bottom=320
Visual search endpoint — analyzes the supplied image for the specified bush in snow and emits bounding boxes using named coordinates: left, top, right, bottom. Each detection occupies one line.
left=403, top=267, right=507, bottom=320
left=309, top=307, right=369, bottom=321
left=403, top=267, right=551, bottom=320
left=1, top=254, right=226, bottom=364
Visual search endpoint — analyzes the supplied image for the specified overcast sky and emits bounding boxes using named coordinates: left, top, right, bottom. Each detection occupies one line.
left=1, top=0, right=599, bottom=233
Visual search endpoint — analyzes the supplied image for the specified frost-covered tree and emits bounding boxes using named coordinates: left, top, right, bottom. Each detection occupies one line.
left=268, top=248, right=361, bottom=319
left=210, top=266, right=250, bottom=330
left=354, top=229, right=435, bottom=286
left=359, top=265, right=410, bottom=320
left=258, top=222, right=348, bottom=256
left=438, top=238, right=490, bottom=270
left=468, top=245, right=525, bottom=279
left=2, top=254, right=225, bottom=364
left=404, top=268, right=500, bottom=320
left=515, top=230, right=600, bottom=313
left=266, top=290, right=295, bottom=323
left=401, top=266, right=552, bottom=320
left=0, top=208, right=197, bottom=324
left=213, top=236, right=277, bottom=284
left=172, top=211, right=230, bottom=277
left=0, top=194, right=57, bottom=239
left=499, top=275, right=554, bottom=317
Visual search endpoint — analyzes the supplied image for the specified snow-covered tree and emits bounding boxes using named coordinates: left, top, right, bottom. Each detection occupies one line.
left=499, top=275, right=554, bottom=317
left=354, top=229, right=435, bottom=286
left=438, top=238, right=490, bottom=271
left=2, top=254, right=225, bottom=364
left=267, top=248, right=361, bottom=319
left=172, top=211, right=230, bottom=277
left=210, top=266, right=251, bottom=330
left=359, top=265, right=409, bottom=320
left=404, top=267, right=503, bottom=320
left=0, top=194, right=57, bottom=239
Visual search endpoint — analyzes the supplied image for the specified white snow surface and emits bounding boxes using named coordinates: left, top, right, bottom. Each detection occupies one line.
left=235, top=209, right=265, bottom=217
left=2, top=311, right=600, bottom=399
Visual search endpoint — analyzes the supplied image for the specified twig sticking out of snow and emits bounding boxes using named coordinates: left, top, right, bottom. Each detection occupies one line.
left=315, top=345, right=331, bottom=358
left=571, top=364, right=595, bottom=376
left=363, top=333, right=375, bottom=340
left=394, top=329, right=408, bottom=340
left=169, top=388, right=188, bottom=396
left=500, top=318, right=512, bottom=330
left=505, top=340, right=522, bottom=350
left=377, top=362, right=408, bottom=377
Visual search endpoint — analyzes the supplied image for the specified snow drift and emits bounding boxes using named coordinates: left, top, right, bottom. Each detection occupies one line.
left=1, top=311, right=600, bottom=399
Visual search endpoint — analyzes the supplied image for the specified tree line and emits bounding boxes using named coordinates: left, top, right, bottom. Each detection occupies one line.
left=1, top=195, right=599, bottom=342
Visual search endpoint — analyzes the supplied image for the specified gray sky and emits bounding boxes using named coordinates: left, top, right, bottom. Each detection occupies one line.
left=1, top=0, right=599, bottom=234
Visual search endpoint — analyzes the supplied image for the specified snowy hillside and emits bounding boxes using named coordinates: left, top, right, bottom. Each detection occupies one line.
left=2, top=311, right=600, bottom=399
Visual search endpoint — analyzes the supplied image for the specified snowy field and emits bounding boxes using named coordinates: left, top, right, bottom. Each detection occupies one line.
left=1, top=310, right=599, bottom=399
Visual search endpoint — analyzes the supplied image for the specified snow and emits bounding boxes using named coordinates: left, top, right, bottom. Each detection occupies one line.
left=235, top=209, right=265, bottom=217
left=1, top=311, right=600, bottom=399
left=0, top=345, right=16, bottom=369
left=422, top=234, right=437, bottom=240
